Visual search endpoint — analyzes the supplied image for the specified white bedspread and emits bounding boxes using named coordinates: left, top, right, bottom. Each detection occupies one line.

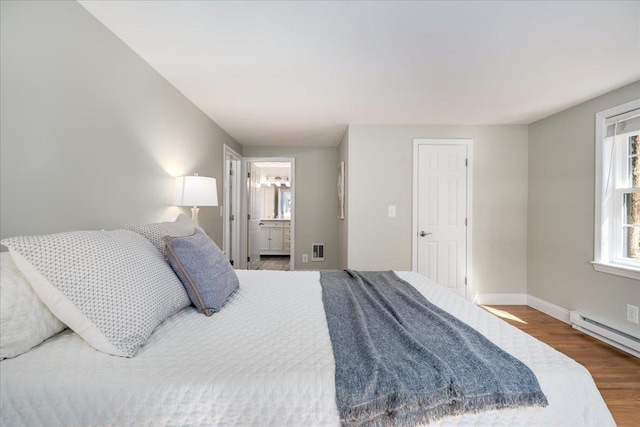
left=0, top=270, right=614, bottom=426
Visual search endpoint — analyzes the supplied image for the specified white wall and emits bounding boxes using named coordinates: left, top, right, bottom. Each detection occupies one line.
left=528, top=81, right=640, bottom=336
left=345, top=125, right=529, bottom=296
left=243, top=146, right=338, bottom=270
left=0, top=1, right=242, bottom=245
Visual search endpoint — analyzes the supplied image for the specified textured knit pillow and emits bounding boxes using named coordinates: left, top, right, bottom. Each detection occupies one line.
left=0, top=252, right=66, bottom=359
left=1, top=230, right=190, bottom=357
left=125, top=214, right=196, bottom=258
left=163, top=229, right=239, bottom=316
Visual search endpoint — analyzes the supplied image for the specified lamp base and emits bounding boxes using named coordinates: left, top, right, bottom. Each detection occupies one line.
left=191, top=206, right=200, bottom=225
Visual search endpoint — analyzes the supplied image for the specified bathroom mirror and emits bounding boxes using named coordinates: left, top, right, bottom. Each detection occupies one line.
left=260, top=185, right=277, bottom=219
left=278, top=188, right=292, bottom=219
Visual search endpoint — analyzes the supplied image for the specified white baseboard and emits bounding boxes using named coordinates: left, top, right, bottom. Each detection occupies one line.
left=476, top=293, right=637, bottom=355
left=475, top=293, right=570, bottom=324
left=526, top=295, right=571, bottom=324
left=474, top=293, right=528, bottom=305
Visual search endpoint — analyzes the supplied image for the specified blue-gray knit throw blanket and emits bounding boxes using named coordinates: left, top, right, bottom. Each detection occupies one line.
left=319, top=270, right=548, bottom=427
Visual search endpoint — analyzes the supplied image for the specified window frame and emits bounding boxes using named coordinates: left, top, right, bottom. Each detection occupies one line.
left=592, top=99, right=640, bottom=280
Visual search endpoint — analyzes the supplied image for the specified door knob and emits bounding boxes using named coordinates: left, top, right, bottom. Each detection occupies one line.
left=419, top=231, right=432, bottom=237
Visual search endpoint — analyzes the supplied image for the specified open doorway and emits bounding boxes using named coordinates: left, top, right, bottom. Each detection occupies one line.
left=242, top=158, right=295, bottom=271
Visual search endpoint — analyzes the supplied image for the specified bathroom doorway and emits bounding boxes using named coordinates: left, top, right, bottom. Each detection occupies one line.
left=242, top=158, right=295, bottom=271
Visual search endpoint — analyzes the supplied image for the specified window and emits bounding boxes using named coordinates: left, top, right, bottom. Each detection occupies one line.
left=593, top=100, right=640, bottom=280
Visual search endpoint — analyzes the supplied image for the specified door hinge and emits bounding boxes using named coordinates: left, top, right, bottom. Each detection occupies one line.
left=247, top=256, right=250, bottom=262
left=229, top=214, right=234, bottom=221
left=464, top=277, right=467, bottom=285
left=465, top=218, right=467, bottom=226
left=230, top=169, right=234, bottom=176
left=248, top=214, right=251, bottom=220
left=465, top=158, right=468, bottom=167
left=230, top=259, right=234, bottom=266
left=248, top=172, right=251, bottom=178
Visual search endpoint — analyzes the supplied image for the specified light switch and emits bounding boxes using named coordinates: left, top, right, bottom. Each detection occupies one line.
left=388, top=205, right=396, bottom=217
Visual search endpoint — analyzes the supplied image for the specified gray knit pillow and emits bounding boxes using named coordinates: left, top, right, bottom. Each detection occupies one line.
left=1, top=230, right=190, bottom=357
left=163, top=229, right=239, bottom=316
left=126, top=214, right=196, bottom=258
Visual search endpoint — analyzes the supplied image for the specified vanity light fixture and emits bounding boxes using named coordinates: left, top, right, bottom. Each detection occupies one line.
left=261, top=176, right=290, bottom=187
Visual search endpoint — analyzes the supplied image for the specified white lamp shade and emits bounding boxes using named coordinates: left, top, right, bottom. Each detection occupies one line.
left=173, top=175, right=218, bottom=207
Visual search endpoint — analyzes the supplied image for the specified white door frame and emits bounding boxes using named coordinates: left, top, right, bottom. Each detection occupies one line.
left=241, top=157, right=296, bottom=270
left=223, top=144, right=242, bottom=267
left=412, top=138, right=473, bottom=300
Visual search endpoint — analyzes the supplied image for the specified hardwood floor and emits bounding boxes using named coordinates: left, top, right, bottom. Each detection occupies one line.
left=484, top=305, right=640, bottom=426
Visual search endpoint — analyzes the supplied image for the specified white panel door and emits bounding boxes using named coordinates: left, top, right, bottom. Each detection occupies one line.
left=417, top=144, right=467, bottom=297
left=224, top=154, right=241, bottom=268
left=247, top=163, right=261, bottom=270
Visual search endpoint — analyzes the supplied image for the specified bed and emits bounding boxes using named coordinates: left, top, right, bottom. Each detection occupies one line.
left=1, top=269, right=614, bottom=426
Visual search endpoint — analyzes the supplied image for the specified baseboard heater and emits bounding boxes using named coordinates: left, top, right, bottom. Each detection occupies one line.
left=569, top=311, right=640, bottom=358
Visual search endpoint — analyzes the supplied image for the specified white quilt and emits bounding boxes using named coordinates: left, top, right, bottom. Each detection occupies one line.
left=0, top=270, right=614, bottom=426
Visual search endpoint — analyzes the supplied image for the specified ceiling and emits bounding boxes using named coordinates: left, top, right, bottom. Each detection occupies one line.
left=79, top=1, right=640, bottom=147
left=253, top=162, right=291, bottom=180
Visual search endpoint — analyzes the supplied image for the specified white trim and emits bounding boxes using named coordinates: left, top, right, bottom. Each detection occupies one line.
left=288, top=160, right=296, bottom=271
left=592, top=261, right=640, bottom=280
left=474, top=293, right=527, bottom=305
left=474, top=293, right=570, bottom=324
left=477, top=294, right=628, bottom=327
left=223, top=144, right=241, bottom=162
left=412, top=138, right=473, bottom=300
left=223, top=144, right=242, bottom=267
left=526, top=295, right=571, bottom=324
left=476, top=294, right=640, bottom=356
left=594, top=99, right=640, bottom=280
left=239, top=159, right=248, bottom=269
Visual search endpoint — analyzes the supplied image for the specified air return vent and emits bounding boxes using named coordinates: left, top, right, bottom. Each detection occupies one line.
left=312, top=243, right=325, bottom=261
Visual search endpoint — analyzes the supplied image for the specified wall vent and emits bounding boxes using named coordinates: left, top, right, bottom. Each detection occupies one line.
left=570, top=311, right=640, bottom=358
left=312, top=243, right=325, bottom=261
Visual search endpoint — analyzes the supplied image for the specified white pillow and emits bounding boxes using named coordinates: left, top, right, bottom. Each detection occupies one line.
left=1, top=230, right=190, bottom=357
left=126, top=214, right=197, bottom=258
left=175, top=213, right=204, bottom=231
left=0, top=252, right=66, bottom=359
